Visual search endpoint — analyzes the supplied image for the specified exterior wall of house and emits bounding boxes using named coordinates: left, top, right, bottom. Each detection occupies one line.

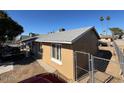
left=41, top=43, right=74, bottom=80
left=41, top=30, right=99, bottom=81
left=73, top=30, right=98, bottom=69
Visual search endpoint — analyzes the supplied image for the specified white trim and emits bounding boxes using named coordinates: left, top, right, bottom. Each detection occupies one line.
left=51, top=43, right=62, bottom=65
left=38, top=40, right=72, bottom=44
left=51, top=58, right=62, bottom=65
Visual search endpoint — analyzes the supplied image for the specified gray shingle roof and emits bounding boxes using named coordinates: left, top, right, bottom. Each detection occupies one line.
left=36, top=26, right=99, bottom=44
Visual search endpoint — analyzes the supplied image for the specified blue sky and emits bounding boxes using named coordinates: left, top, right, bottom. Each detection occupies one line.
left=7, top=10, right=124, bottom=35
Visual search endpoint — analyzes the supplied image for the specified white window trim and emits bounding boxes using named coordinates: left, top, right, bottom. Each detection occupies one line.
left=51, top=44, right=62, bottom=65
left=51, top=58, right=62, bottom=65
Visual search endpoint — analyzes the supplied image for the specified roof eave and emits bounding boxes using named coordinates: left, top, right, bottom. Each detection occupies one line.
left=35, top=40, right=72, bottom=44
left=21, top=36, right=38, bottom=42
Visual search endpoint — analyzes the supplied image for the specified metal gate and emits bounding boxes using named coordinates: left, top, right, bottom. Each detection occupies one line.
left=74, top=51, right=124, bottom=83
left=74, top=51, right=94, bottom=82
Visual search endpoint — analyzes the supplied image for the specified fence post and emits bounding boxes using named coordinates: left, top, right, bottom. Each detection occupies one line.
left=121, top=55, right=124, bottom=78
left=88, top=53, right=91, bottom=83
left=88, top=54, right=94, bottom=83
left=91, top=55, right=95, bottom=83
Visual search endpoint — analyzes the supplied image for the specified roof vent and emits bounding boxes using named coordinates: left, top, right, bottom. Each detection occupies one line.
left=59, top=28, right=65, bottom=32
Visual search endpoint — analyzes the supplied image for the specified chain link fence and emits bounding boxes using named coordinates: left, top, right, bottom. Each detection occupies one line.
left=113, top=41, right=124, bottom=77
left=75, top=50, right=124, bottom=83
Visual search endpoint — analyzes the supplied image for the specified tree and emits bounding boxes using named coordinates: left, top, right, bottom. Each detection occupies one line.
left=0, top=10, right=24, bottom=45
left=100, top=16, right=104, bottom=21
left=100, top=16, right=105, bottom=35
left=109, top=27, right=124, bottom=39
left=100, top=16, right=111, bottom=36
left=106, top=16, right=110, bottom=21
left=106, top=16, right=111, bottom=35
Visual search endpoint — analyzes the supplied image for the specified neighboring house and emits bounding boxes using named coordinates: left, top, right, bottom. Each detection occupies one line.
left=99, top=35, right=113, bottom=46
left=32, top=34, right=48, bottom=58
left=35, top=26, right=100, bottom=81
left=19, top=35, right=38, bottom=57
left=100, top=35, right=112, bottom=42
left=19, top=34, right=48, bottom=58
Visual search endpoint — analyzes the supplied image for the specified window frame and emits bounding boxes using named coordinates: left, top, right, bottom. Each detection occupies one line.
left=51, top=43, right=62, bottom=65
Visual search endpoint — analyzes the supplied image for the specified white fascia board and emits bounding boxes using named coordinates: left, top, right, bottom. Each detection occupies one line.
left=35, top=40, right=72, bottom=44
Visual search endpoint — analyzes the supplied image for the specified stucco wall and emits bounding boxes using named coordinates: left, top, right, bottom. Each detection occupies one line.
left=42, top=43, right=74, bottom=80
left=41, top=30, right=99, bottom=81
left=73, top=30, right=98, bottom=69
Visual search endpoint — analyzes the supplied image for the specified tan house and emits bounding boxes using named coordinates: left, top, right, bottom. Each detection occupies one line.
left=99, top=35, right=113, bottom=47
left=35, top=26, right=100, bottom=81
left=100, top=35, right=112, bottom=42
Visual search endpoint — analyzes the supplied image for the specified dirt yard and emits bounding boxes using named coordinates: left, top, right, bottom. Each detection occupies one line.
left=0, top=57, right=47, bottom=83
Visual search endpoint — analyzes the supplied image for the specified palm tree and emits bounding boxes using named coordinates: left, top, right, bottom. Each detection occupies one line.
left=100, top=16, right=104, bottom=21
left=106, top=16, right=111, bottom=35
left=106, top=16, right=110, bottom=21
left=100, top=16, right=105, bottom=35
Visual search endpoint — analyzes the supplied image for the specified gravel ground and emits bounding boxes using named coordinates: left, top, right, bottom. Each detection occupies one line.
left=0, top=57, right=47, bottom=83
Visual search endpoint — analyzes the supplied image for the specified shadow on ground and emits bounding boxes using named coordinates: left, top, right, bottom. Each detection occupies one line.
left=0, top=54, right=37, bottom=66
left=13, top=56, right=36, bottom=65
left=94, top=50, right=112, bottom=72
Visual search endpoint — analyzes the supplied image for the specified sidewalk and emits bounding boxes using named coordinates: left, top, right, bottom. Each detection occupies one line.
left=36, top=59, right=56, bottom=73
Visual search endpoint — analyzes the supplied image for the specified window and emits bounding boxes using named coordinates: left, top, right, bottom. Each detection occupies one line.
left=52, top=44, right=56, bottom=58
left=51, top=44, right=62, bottom=65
